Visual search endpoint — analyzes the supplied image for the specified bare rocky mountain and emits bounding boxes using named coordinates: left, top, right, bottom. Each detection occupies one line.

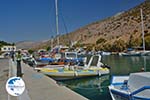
left=64, top=0, right=150, bottom=44
left=15, top=41, right=48, bottom=50
left=58, top=0, right=150, bottom=51
left=19, top=0, right=150, bottom=51
left=16, top=41, right=37, bottom=49
left=15, top=39, right=52, bottom=50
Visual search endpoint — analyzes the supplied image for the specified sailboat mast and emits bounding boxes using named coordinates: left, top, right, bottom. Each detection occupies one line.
left=51, top=36, right=53, bottom=49
left=55, top=0, right=59, bottom=45
left=140, top=8, right=145, bottom=51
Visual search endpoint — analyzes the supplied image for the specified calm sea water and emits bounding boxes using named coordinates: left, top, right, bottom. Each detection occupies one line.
left=59, top=55, right=150, bottom=100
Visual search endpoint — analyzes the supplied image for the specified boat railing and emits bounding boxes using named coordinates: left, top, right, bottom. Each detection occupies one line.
left=130, top=86, right=150, bottom=99
left=120, top=80, right=129, bottom=90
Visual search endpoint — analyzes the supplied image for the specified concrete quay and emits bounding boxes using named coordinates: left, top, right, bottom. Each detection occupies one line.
left=0, top=59, right=9, bottom=100
left=8, top=59, right=88, bottom=100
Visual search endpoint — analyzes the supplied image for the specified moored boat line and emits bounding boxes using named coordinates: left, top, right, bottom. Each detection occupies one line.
left=119, top=50, right=150, bottom=56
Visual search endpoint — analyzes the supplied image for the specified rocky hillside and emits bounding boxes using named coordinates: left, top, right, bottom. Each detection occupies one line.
left=58, top=0, right=150, bottom=51
left=28, top=0, right=150, bottom=51
left=15, top=40, right=51, bottom=50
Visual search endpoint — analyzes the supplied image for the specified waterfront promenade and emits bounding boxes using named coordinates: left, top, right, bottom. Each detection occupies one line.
left=0, top=59, right=88, bottom=100
left=0, top=59, right=9, bottom=100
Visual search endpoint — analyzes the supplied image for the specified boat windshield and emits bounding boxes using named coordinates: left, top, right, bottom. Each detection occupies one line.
left=65, top=52, right=77, bottom=59
left=91, top=56, right=99, bottom=66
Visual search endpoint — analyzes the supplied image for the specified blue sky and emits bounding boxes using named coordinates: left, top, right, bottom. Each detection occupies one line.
left=0, top=0, right=144, bottom=42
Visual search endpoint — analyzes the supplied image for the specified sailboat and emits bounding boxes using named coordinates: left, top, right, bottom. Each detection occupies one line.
left=139, top=9, right=150, bottom=56
left=119, top=9, right=150, bottom=56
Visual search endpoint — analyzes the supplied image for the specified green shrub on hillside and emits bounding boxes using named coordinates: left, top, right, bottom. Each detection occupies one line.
left=86, top=44, right=95, bottom=51
left=96, top=38, right=106, bottom=45
left=112, top=39, right=126, bottom=52
left=127, top=34, right=142, bottom=48
left=145, top=35, right=150, bottom=49
left=102, top=43, right=112, bottom=51
left=46, top=46, right=51, bottom=51
left=28, top=49, right=34, bottom=54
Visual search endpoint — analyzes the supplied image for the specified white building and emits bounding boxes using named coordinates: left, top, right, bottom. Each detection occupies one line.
left=1, top=46, right=16, bottom=52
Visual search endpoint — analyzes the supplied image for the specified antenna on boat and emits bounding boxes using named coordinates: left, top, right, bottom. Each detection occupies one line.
left=55, top=0, right=59, bottom=46
left=51, top=36, right=54, bottom=49
left=140, top=8, right=145, bottom=51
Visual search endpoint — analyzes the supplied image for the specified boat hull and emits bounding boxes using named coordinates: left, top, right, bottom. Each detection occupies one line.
left=140, top=51, right=150, bottom=56
left=49, top=73, right=98, bottom=80
left=121, top=52, right=140, bottom=56
left=41, top=69, right=99, bottom=80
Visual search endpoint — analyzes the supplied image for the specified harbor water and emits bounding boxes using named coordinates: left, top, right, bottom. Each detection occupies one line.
left=59, top=55, right=150, bottom=100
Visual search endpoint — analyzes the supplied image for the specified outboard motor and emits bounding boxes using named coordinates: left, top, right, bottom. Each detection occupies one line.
left=102, top=64, right=111, bottom=69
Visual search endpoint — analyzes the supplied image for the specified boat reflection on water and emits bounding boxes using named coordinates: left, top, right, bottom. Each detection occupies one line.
left=57, top=75, right=111, bottom=100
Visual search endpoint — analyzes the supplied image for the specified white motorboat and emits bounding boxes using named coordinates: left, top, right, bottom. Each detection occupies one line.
left=109, top=72, right=150, bottom=100
left=40, top=55, right=110, bottom=80
left=119, top=51, right=141, bottom=56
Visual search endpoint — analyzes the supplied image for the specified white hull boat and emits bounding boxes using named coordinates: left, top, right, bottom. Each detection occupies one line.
left=109, top=72, right=150, bottom=100
left=119, top=51, right=141, bottom=56
left=40, top=55, right=110, bottom=80
left=140, top=50, right=150, bottom=56
left=40, top=69, right=100, bottom=80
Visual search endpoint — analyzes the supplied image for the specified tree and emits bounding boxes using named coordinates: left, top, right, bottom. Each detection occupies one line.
left=0, top=43, right=2, bottom=47
left=86, top=44, right=95, bottom=51
left=102, top=43, right=112, bottom=51
left=28, top=49, right=34, bottom=54
left=112, top=39, right=126, bottom=52
left=0, top=40, right=11, bottom=46
left=96, top=37, right=106, bottom=45
left=46, top=46, right=51, bottom=51
left=145, top=35, right=150, bottom=50
left=73, top=42, right=83, bottom=48
left=127, top=34, right=142, bottom=48
left=12, top=43, right=15, bottom=46
left=128, top=34, right=134, bottom=48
